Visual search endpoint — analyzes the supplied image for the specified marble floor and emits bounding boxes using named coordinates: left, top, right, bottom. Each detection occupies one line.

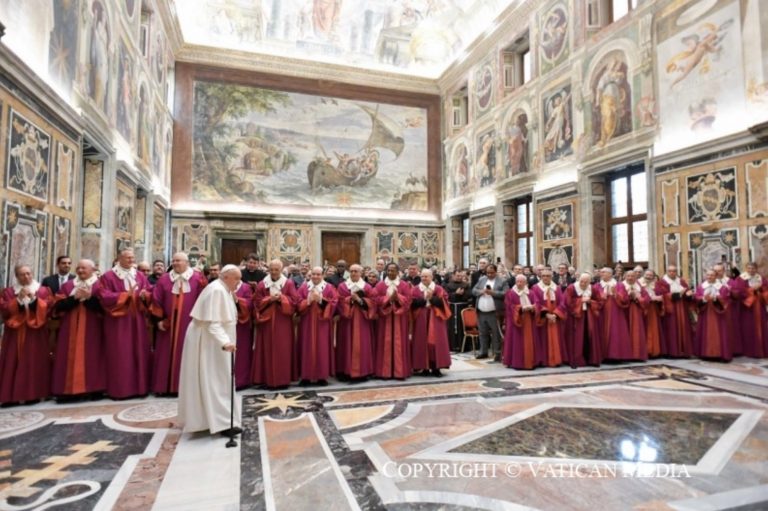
left=1, top=356, right=767, bottom=510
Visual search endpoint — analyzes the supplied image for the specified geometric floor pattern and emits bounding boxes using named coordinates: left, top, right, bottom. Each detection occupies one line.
left=0, top=356, right=767, bottom=510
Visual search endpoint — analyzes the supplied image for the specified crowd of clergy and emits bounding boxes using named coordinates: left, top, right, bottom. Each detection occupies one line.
left=0, top=247, right=766, bottom=405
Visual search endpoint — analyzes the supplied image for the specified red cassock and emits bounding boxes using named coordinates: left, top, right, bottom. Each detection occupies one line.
left=373, top=280, right=412, bottom=379
left=503, top=288, right=539, bottom=369
left=0, top=286, right=52, bottom=403
left=564, top=284, right=603, bottom=367
left=252, top=277, right=298, bottom=388
left=613, top=282, right=650, bottom=361
left=234, top=281, right=254, bottom=389
left=297, top=282, right=338, bottom=382
left=149, top=271, right=207, bottom=394
left=530, top=283, right=568, bottom=367
left=96, top=269, right=152, bottom=399
left=694, top=283, right=732, bottom=361
left=642, top=281, right=664, bottom=358
left=336, top=281, right=376, bottom=379
left=731, top=274, right=768, bottom=358
left=721, top=278, right=741, bottom=355
left=657, top=276, right=694, bottom=357
left=51, top=280, right=106, bottom=396
left=410, top=284, right=452, bottom=371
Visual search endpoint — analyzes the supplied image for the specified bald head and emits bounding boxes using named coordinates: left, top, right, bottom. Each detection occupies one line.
left=310, top=266, right=324, bottom=284
left=76, top=259, right=97, bottom=280
left=268, top=259, right=283, bottom=280
left=117, top=248, right=135, bottom=269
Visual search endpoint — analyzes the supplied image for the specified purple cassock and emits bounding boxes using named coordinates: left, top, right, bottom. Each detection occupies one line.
left=234, top=281, right=254, bottom=389
left=52, top=279, right=106, bottom=396
left=564, top=284, right=603, bottom=367
left=529, top=283, right=568, bottom=367
left=410, top=284, right=452, bottom=371
left=297, top=282, right=338, bottom=382
left=503, top=287, right=539, bottom=369
left=0, top=286, right=52, bottom=403
left=252, top=276, right=299, bottom=389
left=336, top=280, right=376, bottom=379
left=373, top=279, right=412, bottom=379
left=149, top=270, right=207, bottom=394
left=694, top=282, right=732, bottom=361
left=730, top=274, right=768, bottom=358
left=95, top=268, right=152, bottom=399
left=656, top=276, right=694, bottom=357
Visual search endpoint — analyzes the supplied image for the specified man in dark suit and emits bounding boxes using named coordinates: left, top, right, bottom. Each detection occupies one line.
left=375, top=259, right=386, bottom=281
left=241, top=253, right=266, bottom=286
left=42, top=255, right=75, bottom=294
left=471, top=264, right=508, bottom=361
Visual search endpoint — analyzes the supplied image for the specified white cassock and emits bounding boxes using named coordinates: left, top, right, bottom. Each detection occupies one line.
left=178, top=278, right=241, bottom=434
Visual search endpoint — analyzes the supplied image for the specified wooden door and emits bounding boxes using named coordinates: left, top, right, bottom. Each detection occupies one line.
left=322, top=232, right=361, bottom=265
left=221, top=239, right=259, bottom=265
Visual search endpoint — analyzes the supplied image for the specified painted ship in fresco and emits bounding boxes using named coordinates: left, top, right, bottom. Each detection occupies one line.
left=307, top=104, right=405, bottom=189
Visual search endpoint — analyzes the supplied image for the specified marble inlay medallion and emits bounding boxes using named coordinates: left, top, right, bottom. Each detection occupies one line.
left=0, top=411, right=45, bottom=433
left=117, top=402, right=178, bottom=422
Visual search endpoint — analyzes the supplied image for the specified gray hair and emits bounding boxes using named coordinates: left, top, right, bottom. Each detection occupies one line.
left=220, top=264, right=241, bottom=276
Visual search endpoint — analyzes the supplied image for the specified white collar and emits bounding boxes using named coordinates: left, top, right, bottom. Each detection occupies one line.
left=170, top=267, right=194, bottom=294
left=599, top=278, right=617, bottom=289
left=74, top=275, right=98, bottom=287
left=624, top=280, right=641, bottom=292
left=170, top=267, right=193, bottom=281
left=418, top=281, right=435, bottom=294
left=346, top=278, right=366, bottom=292
left=574, top=284, right=591, bottom=296
left=663, top=274, right=685, bottom=292
left=702, top=280, right=723, bottom=290
left=741, top=272, right=762, bottom=285
left=13, top=280, right=40, bottom=295
left=14, top=280, right=40, bottom=305
left=306, top=280, right=326, bottom=293
left=384, top=277, right=401, bottom=288
left=112, top=265, right=136, bottom=280
left=263, top=274, right=287, bottom=290
left=512, top=285, right=529, bottom=296
left=537, top=281, right=557, bottom=293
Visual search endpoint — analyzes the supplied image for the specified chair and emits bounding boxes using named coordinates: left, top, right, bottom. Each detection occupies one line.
left=461, top=307, right=480, bottom=356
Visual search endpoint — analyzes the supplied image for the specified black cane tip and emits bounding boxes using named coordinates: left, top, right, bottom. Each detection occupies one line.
left=226, top=438, right=238, bottom=448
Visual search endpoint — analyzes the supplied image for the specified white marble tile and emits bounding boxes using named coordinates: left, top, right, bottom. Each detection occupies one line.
left=153, top=431, right=240, bottom=510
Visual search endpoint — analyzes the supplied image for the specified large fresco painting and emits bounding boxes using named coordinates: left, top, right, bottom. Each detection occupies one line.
left=655, top=0, right=745, bottom=154
left=191, top=81, right=428, bottom=211
left=590, top=50, right=632, bottom=148
left=542, top=84, right=573, bottom=163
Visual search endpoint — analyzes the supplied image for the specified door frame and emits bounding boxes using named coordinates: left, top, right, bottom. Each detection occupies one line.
left=211, top=229, right=267, bottom=263
left=313, top=225, right=370, bottom=267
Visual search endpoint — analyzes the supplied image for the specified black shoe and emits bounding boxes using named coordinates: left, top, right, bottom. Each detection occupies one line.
left=418, top=369, right=431, bottom=377
left=431, top=369, right=444, bottom=377
left=476, top=354, right=489, bottom=360
left=298, top=379, right=311, bottom=387
left=316, top=380, right=328, bottom=386
left=219, top=427, right=243, bottom=437
left=493, top=355, right=501, bottom=363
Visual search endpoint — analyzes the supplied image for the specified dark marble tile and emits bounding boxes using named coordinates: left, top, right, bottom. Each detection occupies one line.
left=239, top=391, right=384, bottom=510
left=450, top=407, right=739, bottom=465
left=0, top=420, right=154, bottom=510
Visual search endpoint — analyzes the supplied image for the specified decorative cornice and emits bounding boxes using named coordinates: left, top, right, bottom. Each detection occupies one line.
left=437, top=0, right=536, bottom=94
left=0, top=44, right=82, bottom=138
left=157, top=0, right=185, bottom=54
left=175, top=44, right=441, bottom=94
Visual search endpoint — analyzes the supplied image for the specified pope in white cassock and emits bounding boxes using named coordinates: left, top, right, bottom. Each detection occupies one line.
left=178, top=264, right=242, bottom=436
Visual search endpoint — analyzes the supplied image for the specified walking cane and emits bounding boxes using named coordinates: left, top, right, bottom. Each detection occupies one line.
left=225, top=350, right=237, bottom=448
